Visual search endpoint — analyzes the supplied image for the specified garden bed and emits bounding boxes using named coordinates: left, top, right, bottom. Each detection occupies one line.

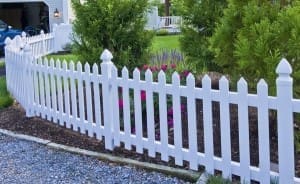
left=1, top=99, right=300, bottom=182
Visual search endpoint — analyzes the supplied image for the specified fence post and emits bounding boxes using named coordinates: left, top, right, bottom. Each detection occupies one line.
left=4, top=38, right=12, bottom=92
left=100, top=49, right=115, bottom=150
left=23, top=44, right=34, bottom=117
left=276, top=58, right=294, bottom=183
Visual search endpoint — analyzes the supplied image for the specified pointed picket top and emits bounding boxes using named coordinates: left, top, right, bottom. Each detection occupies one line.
left=21, top=31, right=26, bottom=38
left=158, top=70, right=166, bottom=79
left=15, top=35, right=23, bottom=49
left=100, top=49, right=113, bottom=63
left=4, top=37, right=12, bottom=45
left=257, top=79, right=268, bottom=88
left=56, top=59, right=61, bottom=69
left=187, top=73, right=195, bottom=87
left=133, top=68, right=140, bottom=79
left=40, top=30, right=44, bottom=35
left=69, top=61, right=75, bottom=71
left=84, top=62, right=90, bottom=73
left=219, top=76, right=229, bottom=90
left=122, top=67, right=129, bottom=79
left=111, top=65, right=118, bottom=77
left=202, top=74, right=211, bottom=87
left=276, top=58, right=292, bottom=76
left=50, top=58, right=55, bottom=68
left=77, top=62, right=83, bottom=72
left=172, top=71, right=180, bottom=85
left=145, top=69, right=153, bottom=82
left=92, top=63, right=98, bottom=74
left=238, top=77, right=248, bottom=92
left=43, top=57, right=49, bottom=67
left=62, top=60, right=68, bottom=70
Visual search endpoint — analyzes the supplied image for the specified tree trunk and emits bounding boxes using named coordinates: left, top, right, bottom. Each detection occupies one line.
left=165, top=0, right=170, bottom=16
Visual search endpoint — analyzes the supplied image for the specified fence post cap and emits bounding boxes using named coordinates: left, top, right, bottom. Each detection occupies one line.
left=100, top=49, right=113, bottom=63
left=276, top=58, right=292, bottom=75
left=21, top=31, right=27, bottom=37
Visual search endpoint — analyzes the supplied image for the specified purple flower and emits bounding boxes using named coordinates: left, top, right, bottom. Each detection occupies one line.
left=140, top=90, right=146, bottom=101
left=118, top=99, right=123, bottom=109
left=142, top=64, right=149, bottom=71
left=168, top=119, right=174, bottom=127
left=161, top=64, right=168, bottom=71
left=170, top=63, right=176, bottom=69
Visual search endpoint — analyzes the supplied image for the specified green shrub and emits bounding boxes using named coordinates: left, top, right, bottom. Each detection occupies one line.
left=210, top=0, right=300, bottom=95
left=71, top=0, right=154, bottom=71
left=180, top=0, right=227, bottom=72
left=155, top=29, right=169, bottom=36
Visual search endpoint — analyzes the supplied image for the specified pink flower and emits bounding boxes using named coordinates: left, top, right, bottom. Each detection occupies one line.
left=142, top=64, right=149, bottom=71
left=118, top=99, right=123, bottom=109
left=140, top=90, right=146, bottom=101
left=181, top=70, right=190, bottom=77
left=161, top=64, right=168, bottom=71
left=170, top=63, right=176, bottom=69
left=150, top=66, right=158, bottom=72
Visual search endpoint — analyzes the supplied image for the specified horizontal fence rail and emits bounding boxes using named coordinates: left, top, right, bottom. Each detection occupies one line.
left=4, top=35, right=300, bottom=184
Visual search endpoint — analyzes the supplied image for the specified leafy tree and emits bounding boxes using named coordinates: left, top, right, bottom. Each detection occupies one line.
left=180, top=0, right=227, bottom=72
left=71, top=0, right=154, bottom=70
left=210, top=0, right=300, bottom=95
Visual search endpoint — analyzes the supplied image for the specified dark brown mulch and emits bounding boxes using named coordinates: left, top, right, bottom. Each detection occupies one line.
left=1, top=103, right=300, bottom=179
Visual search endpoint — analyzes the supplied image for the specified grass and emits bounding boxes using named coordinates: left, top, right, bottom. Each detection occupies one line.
left=45, top=53, right=78, bottom=63
left=45, top=35, right=181, bottom=62
left=151, top=35, right=181, bottom=52
left=0, top=76, right=13, bottom=109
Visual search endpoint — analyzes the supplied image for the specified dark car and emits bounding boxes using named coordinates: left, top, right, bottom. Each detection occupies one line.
left=0, top=20, right=22, bottom=54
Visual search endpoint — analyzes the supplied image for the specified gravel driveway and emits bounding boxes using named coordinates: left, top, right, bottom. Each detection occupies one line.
left=0, top=133, right=188, bottom=184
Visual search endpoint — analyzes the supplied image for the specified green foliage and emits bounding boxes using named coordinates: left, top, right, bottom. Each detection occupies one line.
left=180, top=0, right=227, bottom=72
left=210, top=0, right=300, bottom=95
left=0, top=77, right=13, bottom=109
left=71, top=0, right=154, bottom=70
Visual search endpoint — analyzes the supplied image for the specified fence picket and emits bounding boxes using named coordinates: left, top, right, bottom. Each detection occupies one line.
left=172, top=72, right=183, bottom=166
left=257, top=79, right=270, bottom=184
left=50, top=59, right=57, bottom=123
left=237, top=78, right=250, bottom=183
left=69, top=61, right=78, bottom=131
left=33, top=58, right=40, bottom=116
left=84, top=63, right=93, bottom=137
left=92, top=63, right=102, bottom=140
left=133, top=68, right=143, bottom=153
left=145, top=70, right=156, bottom=157
left=38, top=58, right=46, bottom=118
left=219, top=76, right=232, bottom=179
left=202, top=75, right=214, bottom=174
left=77, top=62, right=86, bottom=134
left=186, top=74, right=198, bottom=170
left=158, top=71, right=169, bottom=161
left=63, top=60, right=71, bottom=128
left=111, top=66, right=120, bottom=145
left=44, top=58, right=52, bottom=121
left=56, top=59, right=64, bottom=126
left=122, top=67, right=132, bottom=150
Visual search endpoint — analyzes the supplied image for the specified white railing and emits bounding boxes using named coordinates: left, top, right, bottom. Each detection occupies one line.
left=159, top=16, right=182, bottom=29
left=4, top=36, right=300, bottom=184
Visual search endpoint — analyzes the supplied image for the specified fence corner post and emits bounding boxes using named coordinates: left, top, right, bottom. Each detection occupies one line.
left=276, top=58, right=294, bottom=183
left=100, top=49, right=115, bottom=150
left=23, top=44, right=34, bottom=117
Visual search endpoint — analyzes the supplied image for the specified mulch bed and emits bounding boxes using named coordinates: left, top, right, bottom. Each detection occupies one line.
left=1, top=102, right=300, bottom=181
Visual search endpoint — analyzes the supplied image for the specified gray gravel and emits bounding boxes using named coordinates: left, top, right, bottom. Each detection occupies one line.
left=0, top=133, right=189, bottom=184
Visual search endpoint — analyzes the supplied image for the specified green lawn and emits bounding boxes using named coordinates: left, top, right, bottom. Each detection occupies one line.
left=151, top=35, right=181, bottom=52
left=0, top=76, right=13, bottom=109
left=46, top=35, right=181, bottom=62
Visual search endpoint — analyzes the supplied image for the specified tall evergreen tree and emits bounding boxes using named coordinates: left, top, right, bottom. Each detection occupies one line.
left=180, top=0, right=227, bottom=72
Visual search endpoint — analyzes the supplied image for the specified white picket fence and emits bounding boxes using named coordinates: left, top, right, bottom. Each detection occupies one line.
left=4, top=35, right=300, bottom=184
